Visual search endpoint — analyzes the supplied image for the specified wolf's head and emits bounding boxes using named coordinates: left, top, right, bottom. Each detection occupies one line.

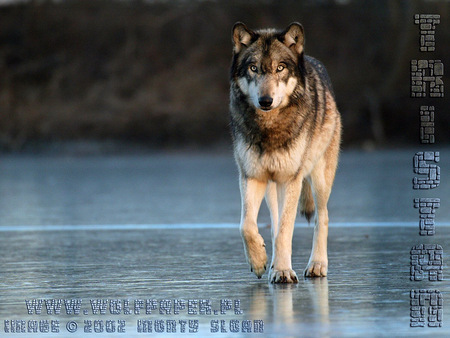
left=231, top=22, right=305, bottom=112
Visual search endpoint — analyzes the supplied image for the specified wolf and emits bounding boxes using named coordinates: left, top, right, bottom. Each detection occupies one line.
left=229, top=22, right=341, bottom=283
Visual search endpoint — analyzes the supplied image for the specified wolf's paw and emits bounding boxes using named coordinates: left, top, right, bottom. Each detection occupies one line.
left=304, top=261, right=327, bottom=277
left=269, top=268, right=298, bottom=283
left=245, top=234, right=267, bottom=279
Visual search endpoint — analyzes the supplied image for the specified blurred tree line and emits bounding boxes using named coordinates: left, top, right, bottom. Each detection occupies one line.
left=0, top=0, right=449, bottom=151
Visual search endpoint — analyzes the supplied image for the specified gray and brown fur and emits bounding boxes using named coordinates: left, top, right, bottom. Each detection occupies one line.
left=230, top=22, right=341, bottom=283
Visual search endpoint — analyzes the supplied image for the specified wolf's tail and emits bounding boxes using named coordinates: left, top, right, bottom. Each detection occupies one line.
left=300, top=179, right=315, bottom=223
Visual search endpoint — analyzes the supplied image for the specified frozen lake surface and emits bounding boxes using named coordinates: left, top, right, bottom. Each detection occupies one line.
left=1, top=148, right=449, bottom=226
left=1, top=149, right=449, bottom=337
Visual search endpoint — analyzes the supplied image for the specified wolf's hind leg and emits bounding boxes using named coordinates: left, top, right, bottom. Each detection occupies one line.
left=304, top=142, right=339, bottom=277
left=240, top=176, right=268, bottom=278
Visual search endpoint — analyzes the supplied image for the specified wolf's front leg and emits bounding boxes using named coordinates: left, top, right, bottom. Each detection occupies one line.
left=240, top=176, right=268, bottom=279
left=269, top=175, right=302, bottom=283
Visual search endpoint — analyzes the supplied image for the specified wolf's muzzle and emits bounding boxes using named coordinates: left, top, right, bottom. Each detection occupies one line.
left=258, top=96, right=273, bottom=110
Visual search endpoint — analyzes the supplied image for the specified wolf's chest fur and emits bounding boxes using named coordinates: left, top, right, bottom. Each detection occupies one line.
left=232, top=85, right=337, bottom=183
left=232, top=104, right=308, bottom=181
left=234, top=134, right=308, bottom=182
left=239, top=103, right=307, bottom=153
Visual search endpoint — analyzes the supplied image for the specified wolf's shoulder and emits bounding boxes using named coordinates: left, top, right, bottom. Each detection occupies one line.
left=304, top=55, right=335, bottom=97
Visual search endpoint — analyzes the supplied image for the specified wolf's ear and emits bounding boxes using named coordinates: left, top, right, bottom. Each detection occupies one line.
left=281, top=22, right=304, bottom=55
left=232, top=22, right=255, bottom=53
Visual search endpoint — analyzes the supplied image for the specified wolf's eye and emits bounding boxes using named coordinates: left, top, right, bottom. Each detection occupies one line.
left=249, top=65, right=257, bottom=73
left=277, top=65, right=285, bottom=72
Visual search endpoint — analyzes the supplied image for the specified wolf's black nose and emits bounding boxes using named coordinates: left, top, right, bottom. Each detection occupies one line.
left=258, top=96, right=273, bottom=109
